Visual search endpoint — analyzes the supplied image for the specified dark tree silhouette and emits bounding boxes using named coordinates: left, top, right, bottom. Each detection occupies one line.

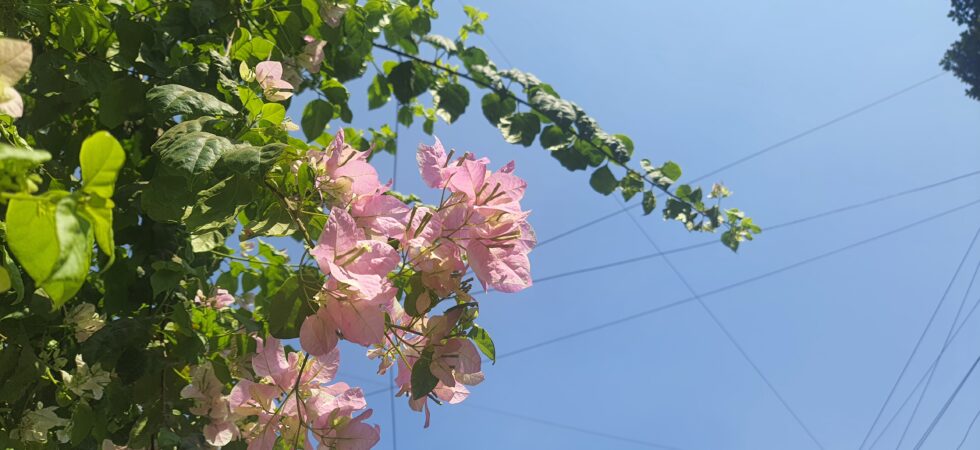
left=944, top=0, right=980, bottom=100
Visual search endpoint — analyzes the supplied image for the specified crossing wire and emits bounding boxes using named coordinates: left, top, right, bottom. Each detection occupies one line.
left=360, top=198, right=980, bottom=449
left=956, top=406, right=980, bottom=449
left=495, top=197, right=980, bottom=361
left=532, top=169, right=980, bottom=286
left=856, top=224, right=980, bottom=449
left=865, top=289, right=980, bottom=449
left=615, top=197, right=825, bottom=448
left=911, top=352, right=980, bottom=450
left=535, top=73, right=946, bottom=249
left=461, top=402, right=687, bottom=450
left=893, top=254, right=980, bottom=448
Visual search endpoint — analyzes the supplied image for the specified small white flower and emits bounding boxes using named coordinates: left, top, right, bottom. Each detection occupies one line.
left=60, top=354, right=111, bottom=400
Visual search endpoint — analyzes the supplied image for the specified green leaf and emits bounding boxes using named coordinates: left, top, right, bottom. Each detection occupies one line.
left=642, top=190, right=657, bottom=215
left=267, top=272, right=319, bottom=339
left=589, top=165, right=617, bottom=195
left=145, top=84, right=237, bottom=120
left=8, top=196, right=93, bottom=307
left=721, top=230, right=740, bottom=252
left=661, top=161, right=681, bottom=182
left=367, top=74, right=391, bottom=110
left=422, top=34, right=457, bottom=53
left=6, top=197, right=60, bottom=292
left=620, top=171, right=643, bottom=201
left=528, top=89, right=576, bottom=128
left=539, top=125, right=572, bottom=150
left=435, top=83, right=469, bottom=123
left=81, top=196, right=114, bottom=261
left=301, top=99, right=333, bottom=142
left=550, top=145, right=589, bottom=172
left=213, top=143, right=285, bottom=180
left=498, top=112, right=540, bottom=147
left=43, top=197, right=94, bottom=306
left=467, top=325, right=496, bottom=363
left=0, top=267, right=9, bottom=294
left=80, top=131, right=125, bottom=198
left=70, top=401, right=94, bottom=446
left=388, top=61, right=434, bottom=104
left=410, top=348, right=438, bottom=400
left=154, top=124, right=235, bottom=176
left=259, top=103, right=286, bottom=126
left=480, top=92, right=515, bottom=126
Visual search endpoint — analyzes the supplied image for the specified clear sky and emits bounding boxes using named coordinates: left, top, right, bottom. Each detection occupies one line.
left=283, top=1, right=980, bottom=448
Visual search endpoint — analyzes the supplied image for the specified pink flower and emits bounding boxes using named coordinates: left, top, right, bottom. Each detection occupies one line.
left=430, top=338, right=484, bottom=388
left=229, top=336, right=376, bottom=450
left=255, top=61, right=293, bottom=101
left=307, top=132, right=383, bottom=203
left=311, top=207, right=399, bottom=299
left=301, top=279, right=394, bottom=355
left=317, top=410, right=381, bottom=450
left=194, top=288, right=236, bottom=309
left=465, top=214, right=535, bottom=293
left=179, top=363, right=238, bottom=446
left=299, top=36, right=326, bottom=72
left=350, top=193, right=411, bottom=241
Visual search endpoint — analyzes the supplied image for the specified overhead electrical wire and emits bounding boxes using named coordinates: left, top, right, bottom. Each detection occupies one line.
left=531, top=171, right=980, bottom=286
left=496, top=198, right=980, bottom=362
left=856, top=224, right=980, bottom=449
left=615, top=197, right=825, bottom=448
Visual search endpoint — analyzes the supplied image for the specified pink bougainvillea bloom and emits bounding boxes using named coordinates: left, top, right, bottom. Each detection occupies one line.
left=255, top=61, right=293, bottom=101
left=318, top=409, right=381, bottom=450
left=300, top=308, right=340, bottom=357
left=299, top=35, right=326, bottom=72
left=350, top=193, right=411, bottom=241
left=251, top=336, right=290, bottom=383
left=430, top=338, right=484, bottom=388
left=311, top=207, right=399, bottom=298
left=307, top=132, right=383, bottom=203
left=194, top=288, right=235, bottom=309
left=302, top=278, right=394, bottom=354
left=416, top=137, right=451, bottom=189
left=466, top=226, right=534, bottom=293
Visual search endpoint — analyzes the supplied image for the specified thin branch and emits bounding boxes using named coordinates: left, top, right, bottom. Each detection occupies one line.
left=371, top=43, right=734, bottom=230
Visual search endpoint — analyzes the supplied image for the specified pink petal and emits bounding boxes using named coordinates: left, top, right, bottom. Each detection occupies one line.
left=255, top=61, right=283, bottom=83
left=300, top=309, right=339, bottom=357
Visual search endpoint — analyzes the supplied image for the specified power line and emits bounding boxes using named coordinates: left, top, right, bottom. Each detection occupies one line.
left=911, top=353, right=980, bottom=450
left=358, top=390, right=687, bottom=449
left=461, top=402, right=686, bottom=450
left=894, top=255, right=980, bottom=448
left=495, top=197, right=980, bottom=362
left=956, top=406, right=980, bottom=449
left=535, top=73, right=946, bottom=249
left=866, top=291, right=980, bottom=449
left=615, top=197, right=825, bottom=448
left=531, top=169, right=980, bottom=287
left=856, top=224, right=980, bottom=449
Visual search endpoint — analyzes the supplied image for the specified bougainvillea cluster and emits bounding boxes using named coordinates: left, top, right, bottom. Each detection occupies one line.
left=179, top=131, right=534, bottom=448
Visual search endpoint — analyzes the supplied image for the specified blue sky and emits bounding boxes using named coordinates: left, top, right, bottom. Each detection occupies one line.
left=283, top=1, right=980, bottom=448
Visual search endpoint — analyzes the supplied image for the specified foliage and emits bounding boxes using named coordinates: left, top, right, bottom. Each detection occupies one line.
left=944, top=0, right=980, bottom=100
left=0, top=0, right=756, bottom=448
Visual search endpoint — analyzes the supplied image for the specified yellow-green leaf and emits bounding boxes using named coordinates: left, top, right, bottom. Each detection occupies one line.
left=80, top=131, right=125, bottom=198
